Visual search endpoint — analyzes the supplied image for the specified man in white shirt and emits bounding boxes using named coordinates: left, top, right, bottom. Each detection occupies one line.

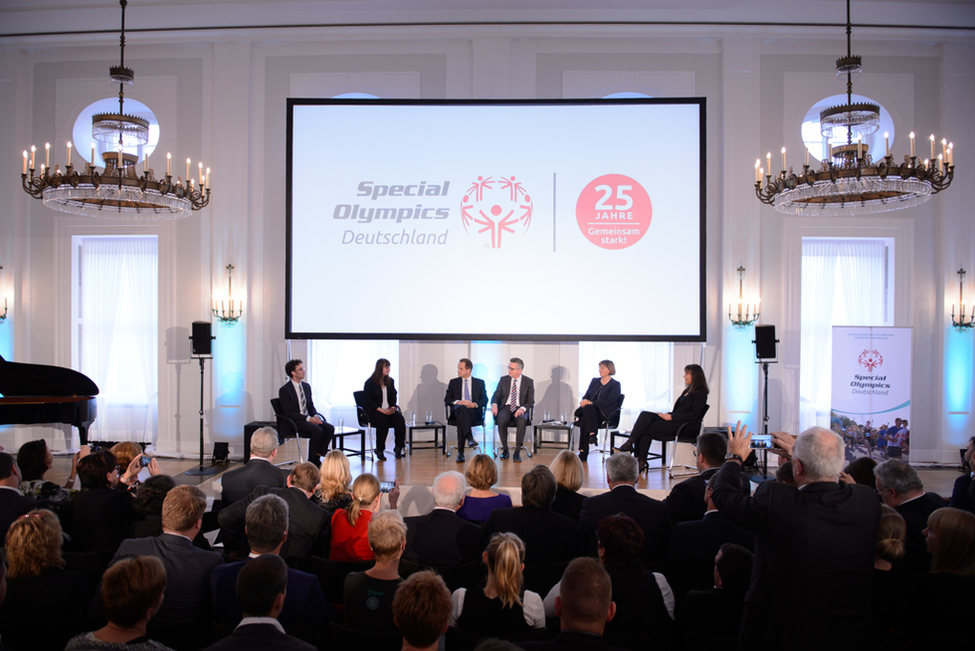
left=444, top=358, right=487, bottom=463
left=278, top=359, right=334, bottom=467
left=491, top=357, right=534, bottom=462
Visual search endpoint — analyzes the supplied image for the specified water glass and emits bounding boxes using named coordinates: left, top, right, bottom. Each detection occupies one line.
left=337, top=418, right=344, bottom=432
left=410, top=411, right=416, bottom=426
left=425, top=410, right=433, bottom=423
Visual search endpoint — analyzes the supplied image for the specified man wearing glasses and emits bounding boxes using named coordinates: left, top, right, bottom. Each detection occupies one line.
left=491, top=357, right=534, bottom=462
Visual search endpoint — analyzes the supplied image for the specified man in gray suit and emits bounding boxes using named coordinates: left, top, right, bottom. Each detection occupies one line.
left=491, top=356, right=534, bottom=462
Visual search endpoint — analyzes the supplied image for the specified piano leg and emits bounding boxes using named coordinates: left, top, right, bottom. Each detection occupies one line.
left=78, top=424, right=89, bottom=446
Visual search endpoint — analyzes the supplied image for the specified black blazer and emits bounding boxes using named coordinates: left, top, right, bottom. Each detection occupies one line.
left=0, top=489, right=38, bottom=543
left=670, top=388, right=708, bottom=423
left=362, top=377, right=399, bottom=413
left=578, top=485, right=672, bottom=566
left=403, top=508, right=483, bottom=566
left=68, top=487, right=138, bottom=553
left=663, top=467, right=719, bottom=525
left=551, top=485, right=586, bottom=523
left=484, top=506, right=576, bottom=565
left=218, top=485, right=329, bottom=559
left=895, top=491, right=947, bottom=572
left=491, top=375, right=535, bottom=410
left=581, top=377, right=622, bottom=418
left=665, top=510, right=755, bottom=597
left=444, top=376, right=488, bottom=412
left=202, top=623, right=317, bottom=651
left=279, top=381, right=320, bottom=422
left=220, top=458, right=287, bottom=505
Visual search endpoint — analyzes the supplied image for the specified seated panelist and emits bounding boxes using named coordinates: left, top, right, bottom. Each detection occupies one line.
left=363, top=358, right=407, bottom=461
left=278, top=358, right=334, bottom=467
left=575, top=359, right=622, bottom=462
left=445, top=357, right=487, bottom=464
left=491, top=357, right=534, bottom=463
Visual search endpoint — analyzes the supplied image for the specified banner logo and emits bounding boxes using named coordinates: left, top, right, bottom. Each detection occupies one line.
left=460, top=175, right=533, bottom=249
left=576, top=174, right=652, bottom=250
left=858, top=349, right=884, bottom=373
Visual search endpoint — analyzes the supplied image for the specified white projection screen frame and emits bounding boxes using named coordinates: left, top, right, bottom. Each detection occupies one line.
left=286, top=98, right=706, bottom=342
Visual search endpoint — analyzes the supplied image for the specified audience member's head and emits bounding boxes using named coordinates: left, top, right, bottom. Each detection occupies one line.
left=876, top=504, right=907, bottom=566
left=792, top=427, right=845, bottom=483
left=465, top=454, right=499, bottom=491
left=77, top=450, right=118, bottom=489
left=550, top=449, right=584, bottom=492
left=249, top=427, right=279, bottom=461
left=369, top=509, right=407, bottom=563
left=555, top=557, right=615, bottom=634
left=101, top=556, right=167, bottom=628
left=844, top=456, right=879, bottom=487
left=346, top=473, right=381, bottom=526
left=134, top=474, right=176, bottom=517
left=318, top=450, right=353, bottom=502
left=432, top=470, right=466, bottom=510
left=484, top=533, right=526, bottom=609
left=161, top=485, right=206, bottom=534
left=5, top=510, right=64, bottom=579
left=236, top=553, right=288, bottom=618
left=392, top=571, right=452, bottom=650
left=775, top=460, right=795, bottom=485
left=606, top=452, right=639, bottom=485
left=714, top=543, right=753, bottom=594
left=520, top=465, right=557, bottom=510
left=15, top=440, right=50, bottom=483
left=0, top=453, right=20, bottom=487
left=110, top=441, right=143, bottom=472
left=596, top=514, right=644, bottom=573
left=472, top=640, right=520, bottom=651
left=245, top=494, right=290, bottom=554
left=925, top=507, right=975, bottom=575
left=288, top=462, right=320, bottom=494
left=695, top=431, right=727, bottom=469
left=874, top=459, right=924, bottom=506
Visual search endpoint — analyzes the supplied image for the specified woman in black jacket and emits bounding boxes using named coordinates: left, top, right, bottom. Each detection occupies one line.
left=363, top=358, right=407, bottom=460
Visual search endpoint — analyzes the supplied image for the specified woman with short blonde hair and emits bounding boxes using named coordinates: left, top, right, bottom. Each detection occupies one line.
left=343, top=510, right=408, bottom=631
left=550, top=449, right=587, bottom=521
left=456, top=454, right=512, bottom=523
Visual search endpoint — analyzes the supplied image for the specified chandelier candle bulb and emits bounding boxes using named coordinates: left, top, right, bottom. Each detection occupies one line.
left=166, top=153, right=171, bottom=176
left=90, top=143, right=95, bottom=167
left=29, top=146, right=35, bottom=170
left=938, top=154, right=943, bottom=172
left=781, top=147, right=786, bottom=171
left=755, top=159, right=760, bottom=183
left=66, top=142, right=72, bottom=167
left=205, top=168, right=210, bottom=188
left=766, top=152, right=771, bottom=174
left=44, top=143, right=50, bottom=169
left=186, top=158, right=190, bottom=181
left=910, top=132, right=915, bottom=157
left=22, top=151, right=27, bottom=175
left=198, top=162, right=203, bottom=186
left=805, top=146, right=809, bottom=167
left=884, top=132, right=889, bottom=156
left=929, top=134, right=935, bottom=160
left=948, top=143, right=953, bottom=165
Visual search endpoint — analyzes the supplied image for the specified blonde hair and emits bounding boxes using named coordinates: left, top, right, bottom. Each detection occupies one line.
left=927, top=507, right=975, bottom=575
left=346, top=473, right=381, bottom=527
left=485, top=532, right=526, bottom=609
left=876, top=504, right=906, bottom=563
left=161, top=485, right=207, bottom=532
left=5, top=509, right=64, bottom=579
left=318, top=451, right=353, bottom=502
left=550, top=449, right=584, bottom=492
left=465, top=454, right=498, bottom=491
left=110, top=441, right=142, bottom=471
left=368, top=509, right=407, bottom=563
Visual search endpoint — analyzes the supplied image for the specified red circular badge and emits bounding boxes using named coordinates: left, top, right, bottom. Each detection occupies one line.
left=576, top=174, right=652, bottom=250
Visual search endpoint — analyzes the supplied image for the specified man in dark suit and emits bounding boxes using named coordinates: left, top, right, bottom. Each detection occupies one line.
left=218, top=462, right=329, bottom=559
left=875, top=458, right=948, bottom=572
left=665, top=473, right=755, bottom=597
left=0, top=453, right=37, bottom=544
left=949, top=436, right=975, bottom=513
left=220, top=427, right=286, bottom=505
left=403, top=470, right=482, bottom=566
left=444, top=357, right=487, bottom=463
left=676, top=543, right=754, bottom=647
left=578, top=453, right=672, bottom=566
left=485, top=465, right=576, bottom=565
left=712, top=424, right=881, bottom=650
left=111, top=485, right=224, bottom=650
left=203, top=554, right=315, bottom=651
left=278, top=358, right=333, bottom=466
left=491, top=356, right=534, bottom=462
left=663, top=430, right=727, bottom=524
left=211, top=494, right=328, bottom=644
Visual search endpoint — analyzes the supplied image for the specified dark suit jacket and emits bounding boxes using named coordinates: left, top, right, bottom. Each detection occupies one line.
left=676, top=587, right=746, bottom=646
left=218, top=485, right=329, bottom=559
left=403, top=508, right=483, bottom=566
left=202, top=622, right=316, bottom=651
left=279, top=381, right=320, bottom=422
left=578, top=485, right=672, bottom=566
left=68, top=486, right=138, bottom=553
left=0, top=488, right=38, bottom=543
left=948, top=473, right=974, bottom=513
left=670, top=389, right=709, bottom=424
left=895, top=491, right=947, bottom=572
left=711, top=461, right=881, bottom=649
left=485, top=506, right=576, bottom=565
left=665, top=510, right=755, bottom=597
left=445, top=376, right=488, bottom=413
left=221, top=458, right=287, bottom=505
left=551, top=486, right=586, bottom=523
left=662, top=467, right=718, bottom=525
left=491, top=374, right=535, bottom=411
left=112, top=533, right=224, bottom=640
left=362, top=377, right=399, bottom=412
left=211, top=559, right=327, bottom=643
left=581, top=377, right=622, bottom=418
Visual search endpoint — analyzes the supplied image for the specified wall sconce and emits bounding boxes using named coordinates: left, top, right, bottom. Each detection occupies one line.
left=728, top=266, right=760, bottom=327
left=951, top=268, right=974, bottom=329
left=0, top=265, right=7, bottom=323
left=211, top=263, right=243, bottom=325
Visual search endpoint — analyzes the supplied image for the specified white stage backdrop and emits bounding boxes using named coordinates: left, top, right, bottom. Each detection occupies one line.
left=831, top=327, right=912, bottom=461
left=286, top=99, right=706, bottom=341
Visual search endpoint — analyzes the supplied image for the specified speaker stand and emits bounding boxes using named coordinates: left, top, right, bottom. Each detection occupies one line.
left=186, top=355, right=218, bottom=476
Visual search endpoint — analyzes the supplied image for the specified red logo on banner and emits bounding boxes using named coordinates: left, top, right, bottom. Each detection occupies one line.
left=858, top=349, right=883, bottom=372
left=460, top=175, right=533, bottom=249
left=576, top=174, right=652, bottom=250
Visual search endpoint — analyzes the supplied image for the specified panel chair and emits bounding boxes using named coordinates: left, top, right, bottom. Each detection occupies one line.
left=352, top=390, right=377, bottom=461
left=269, top=397, right=305, bottom=467
left=444, top=403, right=487, bottom=458
left=590, top=393, right=625, bottom=456
left=492, top=406, right=533, bottom=460
left=643, top=404, right=710, bottom=476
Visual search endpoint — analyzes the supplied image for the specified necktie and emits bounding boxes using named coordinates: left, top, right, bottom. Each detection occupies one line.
left=297, top=384, right=307, bottom=415
left=509, top=379, right=518, bottom=409
left=464, top=379, right=471, bottom=401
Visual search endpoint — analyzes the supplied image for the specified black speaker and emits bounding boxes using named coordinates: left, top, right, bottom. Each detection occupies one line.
left=191, top=321, right=213, bottom=356
left=755, top=324, right=777, bottom=359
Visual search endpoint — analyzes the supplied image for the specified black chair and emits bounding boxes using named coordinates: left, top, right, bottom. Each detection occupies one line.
left=269, top=397, right=304, bottom=466
left=445, top=403, right=487, bottom=458
left=523, top=560, right=569, bottom=598
left=592, top=393, right=625, bottom=455
left=493, top=406, right=534, bottom=459
left=644, top=404, right=710, bottom=476
left=353, top=390, right=384, bottom=460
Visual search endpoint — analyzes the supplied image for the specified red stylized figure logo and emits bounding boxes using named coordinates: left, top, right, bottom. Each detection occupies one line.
left=460, top=175, right=533, bottom=249
left=858, top=350, right=883, bottom=372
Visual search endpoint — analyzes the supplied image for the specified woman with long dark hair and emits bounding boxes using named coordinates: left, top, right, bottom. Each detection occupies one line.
left=363, top=358, right=407, bottom=460
left=617, top=364, right=709, bottom=472
left=575, top=360, right=622, bottom=461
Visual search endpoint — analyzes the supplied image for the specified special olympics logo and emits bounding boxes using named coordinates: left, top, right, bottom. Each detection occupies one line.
left=858, top=349, right=883, bottom=372
left=460, top=175, right=533, bottom=249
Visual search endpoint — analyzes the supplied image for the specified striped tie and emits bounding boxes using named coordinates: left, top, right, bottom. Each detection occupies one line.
left=509, top=379, right=517, bottom=409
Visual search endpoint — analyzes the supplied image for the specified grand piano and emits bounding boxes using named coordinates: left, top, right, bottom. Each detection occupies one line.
left=0, top=355, right=98, bottom=445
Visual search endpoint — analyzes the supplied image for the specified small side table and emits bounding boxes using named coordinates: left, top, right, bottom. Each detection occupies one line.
left=533, top=422, right=574, bottom=455
left=407, top=421, right=446, bottom=455
left=333, top=425, right=366, bottom=460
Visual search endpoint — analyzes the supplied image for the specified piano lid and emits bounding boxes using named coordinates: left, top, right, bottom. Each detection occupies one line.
left=0, top=355, right=99, bottom=397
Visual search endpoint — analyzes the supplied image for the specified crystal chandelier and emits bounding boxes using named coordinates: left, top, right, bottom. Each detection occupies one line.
left=755, top=0, right=953, bottom=216
left=20, top=0, right=210, bottom=220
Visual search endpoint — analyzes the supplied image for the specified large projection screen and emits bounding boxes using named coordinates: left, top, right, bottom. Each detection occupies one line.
left=286, top=98, right=706, bottom=341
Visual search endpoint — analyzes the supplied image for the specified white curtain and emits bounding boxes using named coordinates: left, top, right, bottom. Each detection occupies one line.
left=80, top=237, right=158, bottom=442
left=579, top=341, right=674, bottom=429
left=800, top=239, right=887, bottom=431
left=308, top=339, right=399, bottom=424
